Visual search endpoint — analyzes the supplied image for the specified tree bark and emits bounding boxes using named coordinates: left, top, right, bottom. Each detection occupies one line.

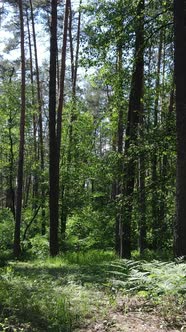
left=13, top=0, right=26, bottom=258
left=151, top=31, right=163, bottom=250
left=115, top=45, right=124, bottom=256
left=6, top=71, right=15, bottom=218
left=56, top=0, right=70, bottom=250
left=49, top=0, right=59, bottom=256
left=121, top=0, right=144, bottom=258
left=138, top=100, right=146, bottom=254
left=26, top=5, right=38, bottom=211
left=174, top=0, right=186, bottom=257
left=56, top=0, right=70, bottom=150
left=59, top=0, right=74, bottom=248
left=29, top=0, right=46, bottom=235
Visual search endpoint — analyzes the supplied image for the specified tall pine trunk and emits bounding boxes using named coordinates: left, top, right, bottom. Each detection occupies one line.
left=138, top=99, right=146, bottom=254
left=121, top=0, right=144, bottom=258
left=115, top=45, right=124, bottom=256
left=49, top=0, right=59, bottom=256
left=151, top=31, right=163, bottom=250
left=49, top=0, right=70, bottom=256
left=14, top=0, right=26, bottom=258
left=60, top=0, right=81, bottom=248
left=29, top=0, right=46, bottom=234
left=174, top=0, right=186, bottom=257
left=56, top=0, right=70, bottom=251
left=26, top=5, right=38, bottom=211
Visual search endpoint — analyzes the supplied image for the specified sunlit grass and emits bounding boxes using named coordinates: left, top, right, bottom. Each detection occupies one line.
left=0, top=251, right=185, bottom=331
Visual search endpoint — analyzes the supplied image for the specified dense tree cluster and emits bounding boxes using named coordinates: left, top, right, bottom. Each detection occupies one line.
left=0, top=0, right=185, bottom=258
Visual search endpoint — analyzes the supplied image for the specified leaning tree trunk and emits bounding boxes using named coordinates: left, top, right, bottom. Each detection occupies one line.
left=174, top=0, right=186, bottom=257
left=14, top=0, right=26, bottom=258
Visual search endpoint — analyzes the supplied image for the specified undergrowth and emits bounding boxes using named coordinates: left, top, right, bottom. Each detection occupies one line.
left=109, top=258, right=186, bottom=328
left=0, top=250, right=185, bottom=331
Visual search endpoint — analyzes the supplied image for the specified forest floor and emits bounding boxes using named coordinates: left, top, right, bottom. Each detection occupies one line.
left=76, top=296, right=182, bottom=332
left=0, top=251, right=185, bottom=331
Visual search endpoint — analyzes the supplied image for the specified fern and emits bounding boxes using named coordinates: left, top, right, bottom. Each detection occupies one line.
left=108, top=259, right=186, bottom=297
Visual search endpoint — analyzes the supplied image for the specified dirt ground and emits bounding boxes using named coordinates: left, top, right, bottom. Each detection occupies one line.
left=78, top=312, right=181, bottom=332
left=76, top=297, right=185, bottom=332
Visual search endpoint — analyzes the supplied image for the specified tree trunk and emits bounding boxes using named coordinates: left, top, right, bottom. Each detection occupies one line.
left=121, top=0, right=144, bottom=258
left=49, top=0, right=70, bottom=256
left=151, top=31, right=163, bottom=250
left=57, top=0, right=70, bottom=150
left=115, top=45, right=124, bottom=256
left=7, top=72, right=15, bottom=218
left=138, top=102, right=146, bottom=254
left=26, top=5, right=38, bottom=211
left=29, top=0, right=46, bottom=235
left=49, top=0, right=59, bottom=256
left=159, top=87, right=174, bottom=243
left=56, top=0, right=70, bottom=250
left=174, top=0, right=186, bottom=257
left=14, top=0, right=26, bottom=258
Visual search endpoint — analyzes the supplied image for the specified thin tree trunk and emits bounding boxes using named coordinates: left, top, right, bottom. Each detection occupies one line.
left=56, top=0, right=70, bottom=249
left=115, top=45, right=124, bottom=256
left=6, top=71, right=15, bottom=218
left=49, top=0, right=59, bottom=256
left=72, top=0, right=81, bottom=97
left=151, top=31, right=163, bottom=250
left=26, top=5, right=38, bottom=210
left=14, top=0, right=26, bottom=258
left=69, top=1, right=74, bottom=87
left=138, top=98, right=146, bottom=254
left=159, top=87, right=174, bottom=238
left=60, top=0, right=82, bottom=246
left=57, top=0, right=70, bottom=149
left=29, top=0, right=46, bottom=235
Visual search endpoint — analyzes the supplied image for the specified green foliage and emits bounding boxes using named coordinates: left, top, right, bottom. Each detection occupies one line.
left=0, top=272, right=74, bottom=331
left=0, top=0, right=177, bottom=262
left=0, top=254, right=185, bottom=331
left=0, top=252, right=116, bottom=331
left=109, top=259, right=186, bottom=299
left=66, top=205, right=115, bottom=251
left=28, top=235, right=49, bottom=259
left=61, top=249, right=116, bottom=265
left=0, top=209, right=14, bottom=251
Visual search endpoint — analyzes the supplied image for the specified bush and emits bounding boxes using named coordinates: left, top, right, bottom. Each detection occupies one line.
left=0, top=209, right=14, bottom=251
left=28, top=235, right=49, bottom=259
left=66, top=205, right=114, bottom=251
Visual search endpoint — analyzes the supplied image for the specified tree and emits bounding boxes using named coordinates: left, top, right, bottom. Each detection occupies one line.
left=49, top=0, right=70, bottom=256
left=48, top=0, right=58, bottom=256
left=174, top=0, right=186, bottom=257
left=0, top=0, right=177, bottom=257
left=121, top=0, right=144, bottom=258
left=60, top=0, right=82, bottom=248
left=29, top=0, right=46, bottom=235
left=13, top=0, right=26, bottom=258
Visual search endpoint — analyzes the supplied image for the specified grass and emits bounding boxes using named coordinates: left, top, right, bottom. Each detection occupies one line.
left=0, top=250, right=185, bottom=331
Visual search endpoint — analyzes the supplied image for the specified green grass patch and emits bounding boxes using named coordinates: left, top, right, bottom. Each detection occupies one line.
left=0, top=251, right=185, bottom=331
